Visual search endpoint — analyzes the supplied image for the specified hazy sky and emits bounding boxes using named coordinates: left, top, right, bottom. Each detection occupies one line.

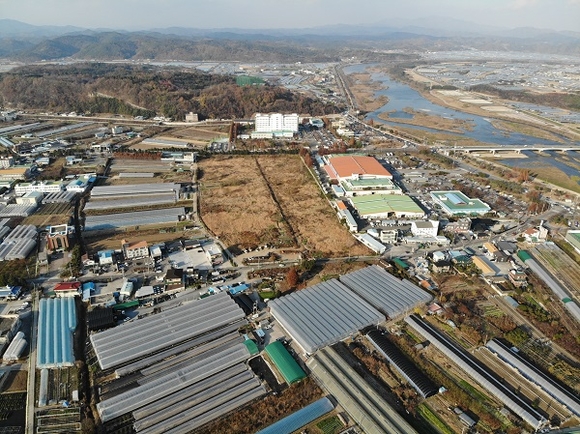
left=2, top=0, right=580, bottom=32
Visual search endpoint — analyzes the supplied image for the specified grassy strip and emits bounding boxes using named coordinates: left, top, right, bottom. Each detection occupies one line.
left=459, top=380, right=489, bottom=403
left=417, top=403, right=455, bottom=434
left=316, top=416, right=343, bottom=434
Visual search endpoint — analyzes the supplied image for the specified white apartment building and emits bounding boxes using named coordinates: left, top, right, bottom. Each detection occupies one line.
left=411, top=220, right=439, bottom=238
left=252, top=113, right=299, bottom=138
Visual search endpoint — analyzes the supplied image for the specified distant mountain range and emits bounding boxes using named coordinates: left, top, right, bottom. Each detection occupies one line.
left=1, top=18, right=579, bottom=63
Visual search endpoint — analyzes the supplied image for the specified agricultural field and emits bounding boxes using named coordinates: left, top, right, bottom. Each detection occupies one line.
left=198, top=155, right=370, bottom=257
left=22, top=202, right=74, bottom=228
left=36, top=408, right=82, bottom=434
left=0, top=393, right=26, bottom=430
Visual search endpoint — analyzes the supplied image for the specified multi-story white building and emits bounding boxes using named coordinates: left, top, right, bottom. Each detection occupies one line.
left=0, top=157, right=14, bottom=169
left=122, top=240, right=149, bottom=260
left=380, top=229, right=398, bottom=244
left=252, top=113, right=299, bottom=139
left=15, top=180, right=65, bottom=195
left=411, top=220, right=439, bottom=238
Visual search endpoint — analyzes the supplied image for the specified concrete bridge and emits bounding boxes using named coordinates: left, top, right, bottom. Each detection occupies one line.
left=450, top=144, right=580, bottom=154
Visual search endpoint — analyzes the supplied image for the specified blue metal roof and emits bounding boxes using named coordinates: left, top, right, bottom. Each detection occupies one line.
left=256, top=397, right=334, bottom=434
left=37, top=297, right=77, bottom=368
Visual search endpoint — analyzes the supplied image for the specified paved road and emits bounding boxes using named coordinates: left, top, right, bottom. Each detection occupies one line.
left=25, top=291, right=39, bottom=434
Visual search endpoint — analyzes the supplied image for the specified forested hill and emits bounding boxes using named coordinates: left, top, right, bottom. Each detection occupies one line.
left=0, top=31, right=341, bottom=63
left=0, top=63, right=341, bottom=120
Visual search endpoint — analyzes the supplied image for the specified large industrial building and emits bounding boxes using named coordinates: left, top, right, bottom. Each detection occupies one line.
left=252, top=113, right=299, bottom=138
left=269, top=265, right=433, bottom=354
left=340, top=265, right=433, bottom=319
left=349, top=194, right=425, bottom=219
left=430, top=190, right=491, bottom=216
left=268, top=278, right=384, bottom=355
left=322, top=155, right=402, bottom=196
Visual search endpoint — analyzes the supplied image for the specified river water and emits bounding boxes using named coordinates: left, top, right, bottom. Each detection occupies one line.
left=343, top=64, right=580, bottom=184
left=343, top=63, right=579, bottom=147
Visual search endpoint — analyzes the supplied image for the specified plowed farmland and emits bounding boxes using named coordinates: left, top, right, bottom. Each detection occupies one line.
left=199, top=155, right=369, bottom=257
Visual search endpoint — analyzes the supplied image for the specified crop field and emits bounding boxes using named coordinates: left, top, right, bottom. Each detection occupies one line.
left=0, top=393, right=26, bottom=429
left=22, top=202, right=73, bottom=228
left=36, top=408, right=81, bottom=433
left=199, top=155, right=370, bottom=257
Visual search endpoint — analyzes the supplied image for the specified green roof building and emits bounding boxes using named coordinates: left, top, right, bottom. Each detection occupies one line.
left=430, top=190, right=491, bottom=216
left=565, top=230, right=580, bottom=254
left=243, top=338, right=259, bottom=356
left=349, top=194, right=425, bottom=219
left=264, top=341, right=306, bottom=384
left=517, top=250, right=532, bottom=262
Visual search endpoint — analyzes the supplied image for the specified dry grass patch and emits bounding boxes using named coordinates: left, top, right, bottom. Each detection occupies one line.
left=199, top=155, right=286, bottom=251
left=199, top=155, right=370, bottom=257
left=257, top=155, right=369, bottom=257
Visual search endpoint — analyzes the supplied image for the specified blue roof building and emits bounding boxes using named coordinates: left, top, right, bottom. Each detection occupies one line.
left=37, top=297, right=77, bottom=368
left=256, top=397, right=334, bottom=434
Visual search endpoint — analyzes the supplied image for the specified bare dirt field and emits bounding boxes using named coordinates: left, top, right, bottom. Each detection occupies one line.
left=169, top=125, right=229, bottom=142
left=1, top=371, right=28, bottom=393
left=199, top=155, right=370, bottom=257
left=84, top=226, right=196, bottom=253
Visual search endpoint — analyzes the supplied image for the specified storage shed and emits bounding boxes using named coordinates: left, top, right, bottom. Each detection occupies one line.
left=264, top=341, right=306, bottom=384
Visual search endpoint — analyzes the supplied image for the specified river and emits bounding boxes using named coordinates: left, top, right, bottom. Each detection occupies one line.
left=343, top=63, right=579, bottom=148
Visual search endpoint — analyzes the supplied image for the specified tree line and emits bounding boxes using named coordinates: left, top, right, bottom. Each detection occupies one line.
left=0, top=63, right=341, bottom=121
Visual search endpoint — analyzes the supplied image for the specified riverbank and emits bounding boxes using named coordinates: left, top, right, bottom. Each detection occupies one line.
left=406, top=68, right=580, bottom=143
left=377, top=107, right=475, bottom=134
left=346, top=72, right=389, bottom=112
left=489, top=119, right=568, bottom=144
